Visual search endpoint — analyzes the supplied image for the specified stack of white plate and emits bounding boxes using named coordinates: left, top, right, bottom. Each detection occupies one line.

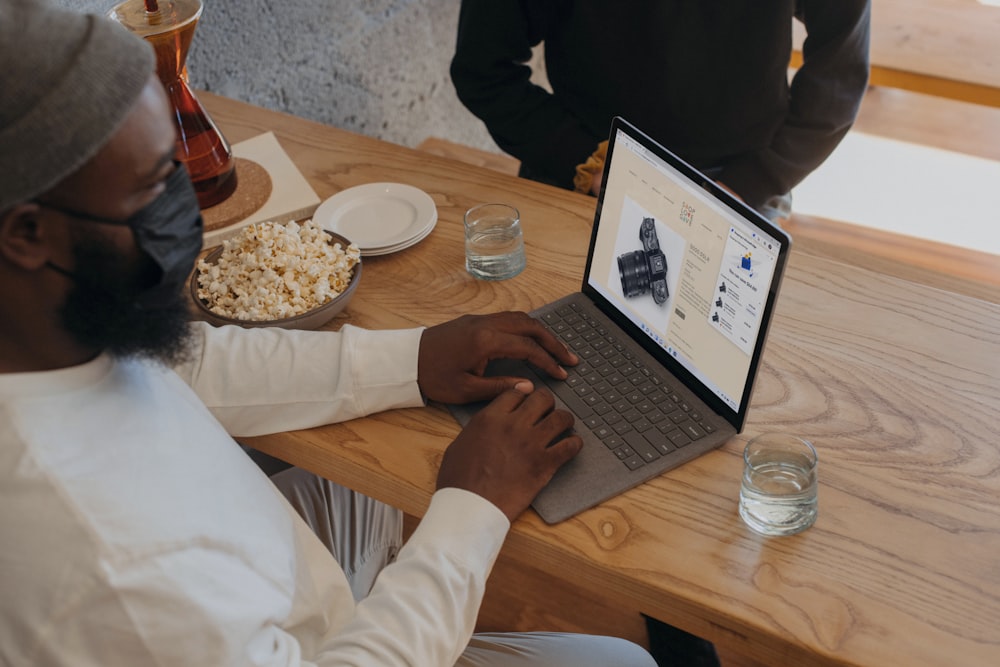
left=312, top=182, right=438, bottom=257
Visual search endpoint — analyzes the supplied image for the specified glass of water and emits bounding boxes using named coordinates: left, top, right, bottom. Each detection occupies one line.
left=738, top=433, right=818, bottom=536
left=464, top=203, right=526, bottom=281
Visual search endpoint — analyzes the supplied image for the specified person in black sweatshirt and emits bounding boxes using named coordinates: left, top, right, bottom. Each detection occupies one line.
left=451, top=0, right=870, bottom=222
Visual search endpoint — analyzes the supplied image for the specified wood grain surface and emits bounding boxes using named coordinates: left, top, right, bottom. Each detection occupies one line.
left=203, top=93, right=1000, bottom=667
left=791, top=0, right=1000, bottom=107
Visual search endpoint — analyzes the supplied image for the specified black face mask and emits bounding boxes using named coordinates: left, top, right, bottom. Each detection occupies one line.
left=41, top=163, right=204, bottom=309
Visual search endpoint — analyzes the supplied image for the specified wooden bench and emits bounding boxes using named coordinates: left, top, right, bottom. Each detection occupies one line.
left=792, top=0, right=1000, bottom=108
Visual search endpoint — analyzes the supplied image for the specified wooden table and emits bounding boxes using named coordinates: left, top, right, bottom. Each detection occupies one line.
left=203, top=93, right=1000, bottom=667
left=792, top=0, right=1000, bottom=107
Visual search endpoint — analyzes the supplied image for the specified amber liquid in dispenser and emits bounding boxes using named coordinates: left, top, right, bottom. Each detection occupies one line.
left=110, top=0, right=237, bottom=208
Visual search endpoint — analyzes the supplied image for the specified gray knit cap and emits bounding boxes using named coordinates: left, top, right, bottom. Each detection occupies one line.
left=0, top=0, right=156, bottom=211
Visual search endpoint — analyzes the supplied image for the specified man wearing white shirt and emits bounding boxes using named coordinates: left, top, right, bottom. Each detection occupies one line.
left=0, top=1, right=656, bottom=665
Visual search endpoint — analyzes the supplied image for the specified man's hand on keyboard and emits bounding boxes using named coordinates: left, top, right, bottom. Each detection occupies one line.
left=436, top=385, right=582, bottom=521
left=418, top=312, right=578, bottom=404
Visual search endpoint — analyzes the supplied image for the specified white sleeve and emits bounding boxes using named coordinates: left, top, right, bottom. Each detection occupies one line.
left=39, top=490, right=508, bottom=667
left=310, top=488, right=510, bottom=666
left=173, top=322, right=426, bottom=437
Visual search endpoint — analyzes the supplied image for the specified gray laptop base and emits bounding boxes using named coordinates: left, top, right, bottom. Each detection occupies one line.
left=448, top=293, right=735, bottom=524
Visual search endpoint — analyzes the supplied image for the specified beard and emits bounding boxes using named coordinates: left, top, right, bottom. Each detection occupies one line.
left=58, top=225, right=194, bottom=367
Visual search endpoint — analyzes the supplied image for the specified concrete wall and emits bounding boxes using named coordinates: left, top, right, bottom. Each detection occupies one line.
left=58, top=0, right=504, bottom=152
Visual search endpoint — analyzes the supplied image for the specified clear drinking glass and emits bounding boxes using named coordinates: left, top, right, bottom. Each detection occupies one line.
left=738, top=433, right=818, bottom=536
left=464, top=203, right=526, bottom=281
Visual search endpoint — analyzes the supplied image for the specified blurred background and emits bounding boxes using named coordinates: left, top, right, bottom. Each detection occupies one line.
left=59, top=0, right=508, bottom=152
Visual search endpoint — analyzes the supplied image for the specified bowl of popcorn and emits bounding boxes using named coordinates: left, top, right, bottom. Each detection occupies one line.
left=191, top=219, right=362, bottom=330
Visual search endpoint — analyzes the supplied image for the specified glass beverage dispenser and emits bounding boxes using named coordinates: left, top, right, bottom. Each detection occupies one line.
left=109, top=0, right=237, bottom=208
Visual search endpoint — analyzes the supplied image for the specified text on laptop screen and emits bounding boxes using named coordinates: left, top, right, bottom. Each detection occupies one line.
left=586, top=129, right=781, bottom=412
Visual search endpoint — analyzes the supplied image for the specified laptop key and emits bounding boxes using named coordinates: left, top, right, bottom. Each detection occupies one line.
left=622, top=409, right=642, bottom=423
left=593, top=403, right=613, bottom=416
left=583, top=415, right=603, bottom=429
left=622, top=455, right=645, bottom=471
left=594, top=425, right=614, bottom=439
left=682, top=423, right=707, bottom=441
left=603, top=434, right=625, bottom=449
left=646, top=409, right=666, bottom=424
left=603, top=411, right=624, bottom=425
left=613, top=422, right=633, bottom=435
left=649, top=436, right=675, bottom=456
left=633, top=418, right=653, bottom=433
left=624, top=432, right=660, bottom=462
left=667, top=429, right=692, bottom=448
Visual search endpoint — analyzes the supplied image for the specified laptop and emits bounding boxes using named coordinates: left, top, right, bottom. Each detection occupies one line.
left=449, top=117, right=792, bottom=524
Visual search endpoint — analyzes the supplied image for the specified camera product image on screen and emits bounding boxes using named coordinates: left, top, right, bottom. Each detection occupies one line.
left=617, top=217, right=669, bottom=305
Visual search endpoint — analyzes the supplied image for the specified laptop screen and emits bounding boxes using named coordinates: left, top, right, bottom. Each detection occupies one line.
left=582, top=118, right=790, bottom=428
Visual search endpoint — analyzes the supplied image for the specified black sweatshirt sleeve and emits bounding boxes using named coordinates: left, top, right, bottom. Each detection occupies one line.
left=719, top=0, right=871, bottom=208
left=450, top=0, right=601, bottom=188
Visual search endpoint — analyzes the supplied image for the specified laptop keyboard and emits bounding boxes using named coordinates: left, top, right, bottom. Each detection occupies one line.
left=538, top=302, right=716, bottom=472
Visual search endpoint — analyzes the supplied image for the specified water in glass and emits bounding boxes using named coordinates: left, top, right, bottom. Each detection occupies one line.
left=739, top=440, right=817, bottom=536
left=464, top=204, right=526, bottom=280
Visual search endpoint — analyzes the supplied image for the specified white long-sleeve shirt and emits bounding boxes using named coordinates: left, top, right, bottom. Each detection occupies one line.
left=0, top=322, right=510, bottom=666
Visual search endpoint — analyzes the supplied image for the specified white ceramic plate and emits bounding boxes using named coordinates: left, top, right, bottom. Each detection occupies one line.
left=313, top=183, right=437, bottom=251
left=361, top=216, right=437, bottom=256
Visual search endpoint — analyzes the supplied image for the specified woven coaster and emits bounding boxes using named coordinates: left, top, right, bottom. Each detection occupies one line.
left=201, top=158, right=272, bottom=232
